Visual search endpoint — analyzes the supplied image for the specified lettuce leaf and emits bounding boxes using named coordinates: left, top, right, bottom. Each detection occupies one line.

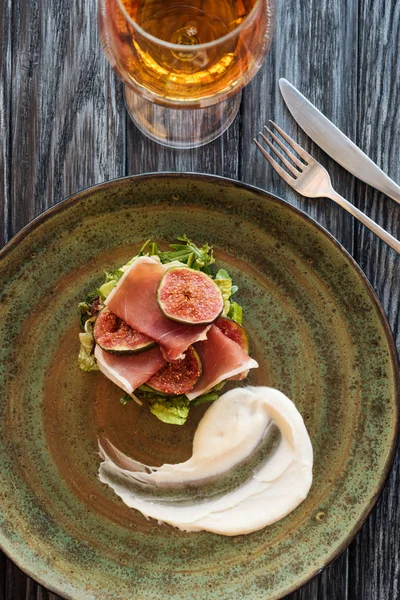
left=227, top=302, right=243, bottom=325
left=214, top=268, right=233, bottom=316
left=214, top=268, right=240, bottom=317
left=149, top=397, right=190, bottom=425
left=78, top=318, right=99, bottom=372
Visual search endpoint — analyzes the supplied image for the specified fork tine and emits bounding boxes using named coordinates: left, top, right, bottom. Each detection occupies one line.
left=269, top=121, right=313, bottom=163
left=263, top=127, right=305, bottom=170
left=253, top=138, right=297, bottom=186
left=259, top=131, right=300, bottom=176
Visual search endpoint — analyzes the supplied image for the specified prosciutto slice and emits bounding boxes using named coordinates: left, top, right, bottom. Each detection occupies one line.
left=94, top=345, right=166, bottom=394
left=186, top=325, right=259, bottom=400
left=106, top=257, right=210, bottom=361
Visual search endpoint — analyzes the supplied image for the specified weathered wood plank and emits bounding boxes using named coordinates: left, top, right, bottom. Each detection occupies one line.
left=0, top=551, right=6, bottom=598
left=3, top=562, right=28, bottom=600
left=8, top=0, right=126, bottom=239
left=348, top=1, right=400, bottom=599
left=239, top=0, right=358, bottom=258
left=0, top=0, right=12, bottom=248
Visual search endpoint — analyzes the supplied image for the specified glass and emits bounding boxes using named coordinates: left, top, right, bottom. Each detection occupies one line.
left=98, top=0, right=275, bottom=148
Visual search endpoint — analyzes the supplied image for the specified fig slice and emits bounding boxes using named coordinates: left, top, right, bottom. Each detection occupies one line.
left=215, top=317, right=249, bottom=353
left=157, top=267, right=223, bottom=325
left=93, top=307, right=155, bottom=355
left=146, top=346, right=202, bottom=395
left=215, top=317, right=250, bottom=381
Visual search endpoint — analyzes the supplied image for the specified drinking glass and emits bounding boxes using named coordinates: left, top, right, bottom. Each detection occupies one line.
left=98, top=0, right=275, bottom=148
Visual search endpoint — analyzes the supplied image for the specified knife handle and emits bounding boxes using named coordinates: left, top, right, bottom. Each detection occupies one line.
left=329, top=191, right=400, bottom=255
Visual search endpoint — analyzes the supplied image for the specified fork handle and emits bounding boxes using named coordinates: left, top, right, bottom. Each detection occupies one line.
left=328, top=191, right=400, bottom=255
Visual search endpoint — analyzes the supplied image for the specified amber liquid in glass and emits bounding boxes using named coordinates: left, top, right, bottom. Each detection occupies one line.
left=108, top=0, right=264, bottom=103
left=129, top=0, right=255, bottom=44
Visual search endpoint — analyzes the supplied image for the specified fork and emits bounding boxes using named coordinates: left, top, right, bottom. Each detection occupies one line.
left=254, top=122, right=400, bottom=255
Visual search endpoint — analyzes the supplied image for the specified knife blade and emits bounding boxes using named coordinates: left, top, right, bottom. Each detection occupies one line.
left=279, top=78, right=400, bottom=205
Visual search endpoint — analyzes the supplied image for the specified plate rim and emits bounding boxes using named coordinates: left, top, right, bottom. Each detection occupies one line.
left=0, top=171, right=399, bottom=600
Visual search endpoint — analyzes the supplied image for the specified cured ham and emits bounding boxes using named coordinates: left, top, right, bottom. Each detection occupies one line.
left=106, top=257, right=210, bottom=361
left=94, top=345, right=166, bottom=394
left=186, top=325, right=259, bottom=400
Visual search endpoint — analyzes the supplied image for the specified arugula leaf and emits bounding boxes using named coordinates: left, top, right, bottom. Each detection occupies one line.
left=136, top=386, right=220, bottom=421
left=138, top=239, right=151, bottom=256
left=120, top=394, right=133, bottom=407
left=212, top=381, right=227, bottom=392
left=157, top=235, right=215, bottom=271
left=105, top=269, right=124, bottom=282
left=136, top=387, right=189, bottom=424
left=191, top=392, right=219, bottom=406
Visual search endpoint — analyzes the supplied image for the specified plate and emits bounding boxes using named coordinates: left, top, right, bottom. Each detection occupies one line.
left=0, top=173, right=398, bottom=600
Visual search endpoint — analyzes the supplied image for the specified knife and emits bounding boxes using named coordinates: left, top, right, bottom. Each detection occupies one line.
left=279, top=78, right=400, bottom=205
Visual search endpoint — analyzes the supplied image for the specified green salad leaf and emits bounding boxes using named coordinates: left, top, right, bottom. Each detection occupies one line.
left=214, top=268, right=239, bottom=316
left=156, top=235, right=215, bottom=272
left=149, top=397, right=190, bottom=425
left=98, top=279, right=117, bottom=299
left=120, top=394, right=134, bottom=407
left=228, top=301, right=243, bottom=325
left=191, top=392, right=219, bottom=406
left=133, top=386, right=221, bottom=424
left=135, top=387, right=190, bottom=425
left=78, top=318, right=99, bottom=372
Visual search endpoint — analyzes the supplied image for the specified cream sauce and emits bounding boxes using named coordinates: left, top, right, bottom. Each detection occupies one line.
left=98, top=386, right=313, bottom=535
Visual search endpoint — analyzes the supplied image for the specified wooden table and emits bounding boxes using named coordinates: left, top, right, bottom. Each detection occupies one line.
left=1, top=1, right=399, bottom=598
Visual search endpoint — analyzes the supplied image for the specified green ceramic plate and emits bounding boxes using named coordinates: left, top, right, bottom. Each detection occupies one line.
left=0, top=173, right=398, bottom=600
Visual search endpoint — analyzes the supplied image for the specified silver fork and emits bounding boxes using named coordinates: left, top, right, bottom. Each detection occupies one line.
left=254, top=122, right=400, bottom=255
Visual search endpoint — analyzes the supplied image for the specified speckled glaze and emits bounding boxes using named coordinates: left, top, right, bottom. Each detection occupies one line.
left=0, top=174, right=398, bottom=600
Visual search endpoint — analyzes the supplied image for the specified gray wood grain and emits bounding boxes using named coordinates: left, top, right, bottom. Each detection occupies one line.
left=1, top=0, right=400, bottom=597
left=8, top=0, right=126, bottom=239
left=348, top=1, right=400, bottom=599
left=240, top=0, right=358, bottom=258
left=0, top=0, right=11, bottom=248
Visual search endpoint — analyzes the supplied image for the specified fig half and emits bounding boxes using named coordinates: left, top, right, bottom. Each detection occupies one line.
left=157, top=267, right=223, bottom=325
left=93, top=307, right=155, bottom=355
left=147, top=346, right=202, bottom=395
left=215, top=316, right=249, bottom=353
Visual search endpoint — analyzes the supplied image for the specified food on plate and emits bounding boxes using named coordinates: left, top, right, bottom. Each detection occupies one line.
left=78, top=237, right=258, bottom=424
left=186, top=325, right=258, bottom=400
left=95, top=345, right=166, bottom=394
left=157, top=267, right=224, bottom=324
left=215, top=316, right=249, bottom=352
left=94, top=307, right=155, bottom=354
left=98, top=387, right=314, bottom=535
left=106, top=256, right=211, bottom=362
left=146, top=346, right=202, bottom=395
